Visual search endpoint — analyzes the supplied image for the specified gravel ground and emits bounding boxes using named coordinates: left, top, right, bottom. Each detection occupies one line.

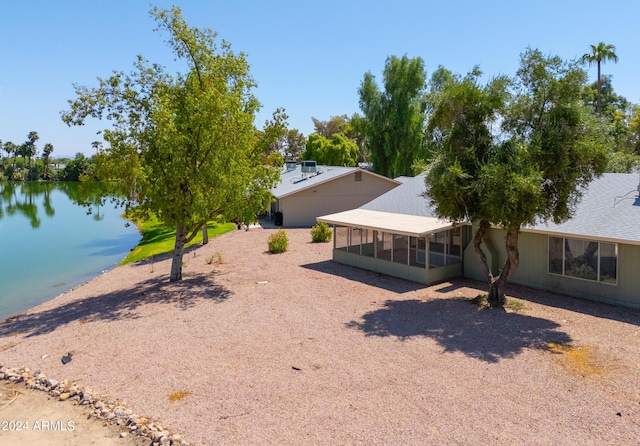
left=1, top=227, right=640, bottom=445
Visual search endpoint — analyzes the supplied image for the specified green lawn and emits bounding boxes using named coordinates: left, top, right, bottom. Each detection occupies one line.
left=121, top=216, right=236, bottom=265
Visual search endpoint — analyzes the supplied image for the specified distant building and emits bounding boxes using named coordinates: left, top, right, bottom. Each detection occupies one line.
left=270, top=162, right=400, bottom=227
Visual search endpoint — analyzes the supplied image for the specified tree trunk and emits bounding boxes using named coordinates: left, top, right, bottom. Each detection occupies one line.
left=487, top=227, right=520, bottom=308
left=202, top=224, right=209, bottom=245
left=597, top=60, right=602, bottom=116
left=473, top=220, right=494, bottom=285
left=169, top=225, right=187, bottom=282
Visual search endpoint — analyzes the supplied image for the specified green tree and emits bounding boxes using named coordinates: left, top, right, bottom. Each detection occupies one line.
left=42, top=143, right=54, bottom=179
left=581, top=42, right=619, bottom=116
left=3, top=141, right=17, bottom=168
left=426, top=49, right=608, bottom=308
left=302, top=133, right=358, bottom=166
left=58, top=153, right=92, bottom=181
left=61, top=6, right=283, bottom=282
left=24, top=131, right=39, bottom=169
left=311, top=115, right=349, bottom=139
left=281, top=129, right=306, bottom=162
left=347, top=113, right=369, bottom=164
left=359, top=55, right=427, bottom=177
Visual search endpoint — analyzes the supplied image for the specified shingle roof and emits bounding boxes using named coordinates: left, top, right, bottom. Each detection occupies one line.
left=528, top=173, right=640, bottom=244
left=358, top=172, right=640, bottom=245
left=360, top=173, right=437, bottom=217
left=272, top=165, right=400, bottom=198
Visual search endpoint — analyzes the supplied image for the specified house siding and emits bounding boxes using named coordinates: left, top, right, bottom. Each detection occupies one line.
left=279, top=172, right=398, bottom=227
left=464, top=228, right=640, bottom=310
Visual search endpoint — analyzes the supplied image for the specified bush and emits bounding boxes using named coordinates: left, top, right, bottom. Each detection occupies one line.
left=310, top=221, right=332, bottom=243
left=268, top=229, right=289, bottom=254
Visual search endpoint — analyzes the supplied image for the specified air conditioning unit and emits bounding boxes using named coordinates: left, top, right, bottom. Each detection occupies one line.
left=301, top=160, right=317, bottom=173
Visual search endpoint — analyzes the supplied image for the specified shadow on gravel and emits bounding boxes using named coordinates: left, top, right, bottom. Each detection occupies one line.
left=301, top=261, right=427, bottom=294
left=503, top=282, right=640, bottom=328
left=347, top=297, right=572, bottom=363
left=0, top=274, right=231, bottom=338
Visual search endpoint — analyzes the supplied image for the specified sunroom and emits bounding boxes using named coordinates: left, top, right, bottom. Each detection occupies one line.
left=317, top=209, right=471, bottom=284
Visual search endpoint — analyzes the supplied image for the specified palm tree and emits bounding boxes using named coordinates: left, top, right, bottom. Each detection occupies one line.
left=581, top=42, right=619, bottom=116
left=4, top=141, right=17, bottom=166
left=42, top=143, right=54, bottom=179
left=25, top=131, right=39, bottom=169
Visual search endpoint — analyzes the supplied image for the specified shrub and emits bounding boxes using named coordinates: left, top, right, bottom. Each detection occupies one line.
left=268, top=229, right=289, bottom=254
left=310, top=221, right=332, bottom=243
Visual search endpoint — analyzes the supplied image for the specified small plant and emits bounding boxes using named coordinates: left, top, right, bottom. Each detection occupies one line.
left=168, top=390, right=191, bottom=402
left=310, top=221, right=332, bottom=243
left=206, top=251, right=225, bottom=265
left=506, top=298, right=525, bottom=313
left=469, top=294, right=489, bottom=308
left=268, top=229, right=289, bottom=253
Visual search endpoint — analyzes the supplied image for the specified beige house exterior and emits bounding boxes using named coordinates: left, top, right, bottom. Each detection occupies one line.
left=271, top=165, right=400, bottom=227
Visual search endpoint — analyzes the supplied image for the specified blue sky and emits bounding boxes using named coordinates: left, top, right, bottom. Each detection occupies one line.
left=2, top=0, right=639, bottom=158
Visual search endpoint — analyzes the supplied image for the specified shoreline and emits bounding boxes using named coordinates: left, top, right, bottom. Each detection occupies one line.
left=1, top=227, right=640, bottom=445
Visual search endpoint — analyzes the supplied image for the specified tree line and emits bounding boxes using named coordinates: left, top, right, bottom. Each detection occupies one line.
left=0, top=132, right=97, bottom=182
left=278, top=42, right=638, bottom=179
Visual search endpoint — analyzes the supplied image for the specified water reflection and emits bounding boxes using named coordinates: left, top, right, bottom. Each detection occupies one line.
left=0, top=182, right=108, bottom=228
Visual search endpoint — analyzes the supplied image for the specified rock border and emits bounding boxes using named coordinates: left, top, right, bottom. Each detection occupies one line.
left=0, top=365, right=189, bottom=446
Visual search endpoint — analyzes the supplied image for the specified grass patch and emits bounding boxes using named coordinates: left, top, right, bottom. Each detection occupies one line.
left=468, top=294, right=526, bottom=312
left=469, top=294, right=489, bottom=308
left=168, top=390, right=191, bottom=402
left=545, top=342, right=605, bottom=378
left=120, top=215, right=236, bottom=265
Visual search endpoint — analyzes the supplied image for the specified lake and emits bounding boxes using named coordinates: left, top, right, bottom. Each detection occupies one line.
left=0, top=182, right=141, bottom=321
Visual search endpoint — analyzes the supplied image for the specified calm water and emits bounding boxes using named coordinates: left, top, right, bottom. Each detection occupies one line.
left=0, top=182, right=141, bottom=321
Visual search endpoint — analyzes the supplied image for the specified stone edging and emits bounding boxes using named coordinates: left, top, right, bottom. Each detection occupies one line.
left=0, top=365, right=189, bottom=446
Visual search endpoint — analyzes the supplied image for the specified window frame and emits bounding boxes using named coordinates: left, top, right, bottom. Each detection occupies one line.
left=547, top=235, right=617, bottom=285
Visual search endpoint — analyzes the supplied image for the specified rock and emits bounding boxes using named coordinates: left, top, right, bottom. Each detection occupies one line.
left=47, top=379, right=59, bottom=389
left=119, top=432, right=129, bottom=438
left=58, top=392, right=71, bottom=401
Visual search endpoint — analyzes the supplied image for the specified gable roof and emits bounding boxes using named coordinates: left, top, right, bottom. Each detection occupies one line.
left=360, top=173, right=436, bottom=217
left=272, top=165, right=401, bottom=199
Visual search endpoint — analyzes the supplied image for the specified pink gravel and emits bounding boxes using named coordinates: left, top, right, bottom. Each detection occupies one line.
left=1, top=227, right=640, bottom=445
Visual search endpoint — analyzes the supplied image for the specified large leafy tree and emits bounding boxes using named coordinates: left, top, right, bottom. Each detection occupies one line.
left=426, top=49, right=608, bottom=307
left=61, top=6, right=284, bottom=281
left=311, top=115, right=348, bottom=139
left=302, top=133, right=358, bottom=166
left=581, top=42, right=618, bottom=116
left=359, top=55, right=427, bottom=178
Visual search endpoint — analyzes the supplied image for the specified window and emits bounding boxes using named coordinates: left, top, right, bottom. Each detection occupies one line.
left=335, top=226, right=348, bottom=251
left=428, top=227, right=465, bottom=269
left=392, top=234, right=409, bottom=264
left=348, top=227, right=362, bottom=254
left=548, top=236, right=617, bottom=284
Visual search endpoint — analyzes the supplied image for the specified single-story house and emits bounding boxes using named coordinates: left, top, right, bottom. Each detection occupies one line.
left=270, top=161, right=401, bottom=227
left=317, top=173, right=640, bottom=310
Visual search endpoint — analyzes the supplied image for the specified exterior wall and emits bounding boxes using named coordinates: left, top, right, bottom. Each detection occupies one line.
left=463, top=227, right=640, bottom=310
left=334, top=250, right=430, bottom=284
left=278, top=172, right=398, bottom=227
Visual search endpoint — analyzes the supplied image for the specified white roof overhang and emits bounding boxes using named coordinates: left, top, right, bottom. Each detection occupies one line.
left=317, top=209, right=455, bottom=238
